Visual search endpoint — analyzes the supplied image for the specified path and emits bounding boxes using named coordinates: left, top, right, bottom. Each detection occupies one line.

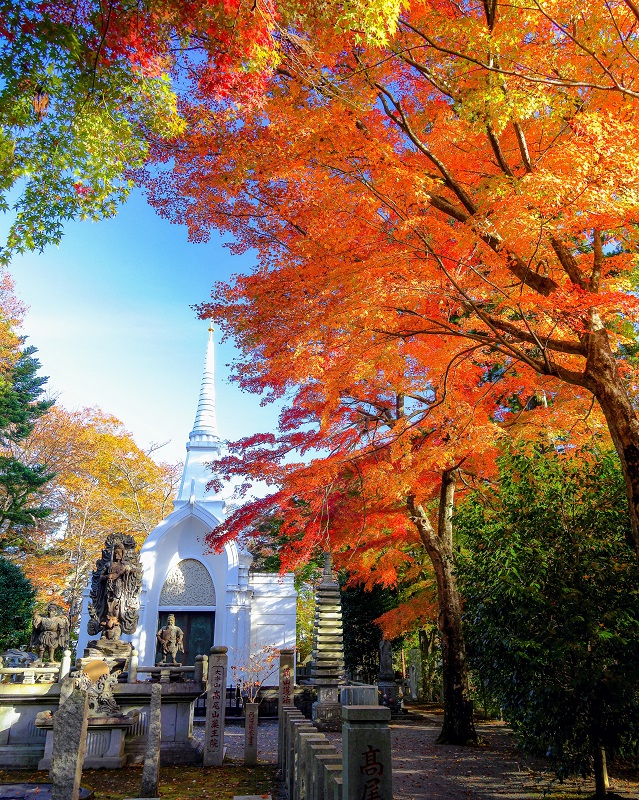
left=215, top=716, right=639, bottom=798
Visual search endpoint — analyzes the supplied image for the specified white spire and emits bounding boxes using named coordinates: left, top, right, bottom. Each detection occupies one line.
left=190, top=323, right=219, bottom=439
left=176, top=323, right=224, bottom=506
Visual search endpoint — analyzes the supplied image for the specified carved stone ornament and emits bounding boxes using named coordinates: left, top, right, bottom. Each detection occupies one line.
left=75, top=661, right=122, bottom=716
left=159, top=559, right=216, bottom=607
left=87, top=533, right=143, bottom=640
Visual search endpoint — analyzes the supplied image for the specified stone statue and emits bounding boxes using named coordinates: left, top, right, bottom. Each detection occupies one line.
left=30, top=603, right=69, bottom=663
left=87, top=534, right=142, bottom=642
left=156, top=614, right=184, bottom=665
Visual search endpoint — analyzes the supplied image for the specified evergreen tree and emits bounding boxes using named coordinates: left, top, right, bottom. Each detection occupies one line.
left=0, top=557, right=36, bottom=650
left=456, top=444, right=639, bottom=798
left=0, top=339, right=54, bottom=551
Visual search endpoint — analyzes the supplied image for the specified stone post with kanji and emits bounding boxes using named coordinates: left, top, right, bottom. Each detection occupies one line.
left=278, top=648, right=295, bottom=717
left=342, top=705, right=392, bottom=800
left=203, top=646, right=227, bottom=766
left=278, top=648, right=295, bottom=762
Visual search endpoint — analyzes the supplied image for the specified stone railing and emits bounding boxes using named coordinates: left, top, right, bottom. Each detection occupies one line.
left=279, top=703, right=393, bottom=800
left=0, top=650, right=72, bottom=684
left=127, top=649, right=206, bottom=684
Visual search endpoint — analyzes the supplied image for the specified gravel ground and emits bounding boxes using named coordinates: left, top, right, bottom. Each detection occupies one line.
left=196, top=715, right=639, bottom=798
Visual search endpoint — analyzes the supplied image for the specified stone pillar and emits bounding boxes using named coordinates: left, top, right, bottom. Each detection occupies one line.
left=295, top=731, right=326, bottom=800
left=139, top=683, right=162, bottom=799
left=244, top=702, right=259, bottom=766
left=203, top=646, right=227, bottom=766
left=58, top=650, right=72, bottom=682
left=278, top=649, right=295, bottom=716
left=278, top=649, right=295, bottom=763
left=311, top=553, right=345, bottom=731
left=323, top=765, right=343, bottom=800
left=313, top=751, right=342, bottom=800
left=50, top=685, right=89, bottom=800
left=305, top=741, right=335, bottom=800
left=128, top=649, right=139, bottom=684
left=194, top=654, right=205, bottom=683
left=342, top=706, right=392, bottom=800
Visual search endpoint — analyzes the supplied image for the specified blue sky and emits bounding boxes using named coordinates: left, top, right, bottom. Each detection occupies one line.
left=8, top=189, right=280, bottom=465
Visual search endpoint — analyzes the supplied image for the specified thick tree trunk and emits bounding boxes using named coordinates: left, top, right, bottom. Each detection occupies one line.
left=430, top=539, right=477, bottom=744
left=407, top=472, right=478, bottom=746
left=585, top=326, right=639, bottom=557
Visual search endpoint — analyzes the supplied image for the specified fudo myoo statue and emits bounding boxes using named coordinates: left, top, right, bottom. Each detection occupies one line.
left=31, top=603, right=69, bottom=663
left=156, top=614, right=184, bottom=665
left=87, top=534, right=142, bottom=646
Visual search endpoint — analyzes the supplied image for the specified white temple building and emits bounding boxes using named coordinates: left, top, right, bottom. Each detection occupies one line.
left=77, top=326, right=297, bottom=681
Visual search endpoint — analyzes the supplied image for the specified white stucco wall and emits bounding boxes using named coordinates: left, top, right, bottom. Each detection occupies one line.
left=249, top=572, right=297, bottom=654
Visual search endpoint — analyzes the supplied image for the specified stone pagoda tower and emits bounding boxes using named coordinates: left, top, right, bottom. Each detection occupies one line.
left=310, top=552, right=345, bottom=730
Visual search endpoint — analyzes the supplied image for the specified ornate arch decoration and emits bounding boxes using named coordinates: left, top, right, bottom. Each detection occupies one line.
left=159, top=559, right=216, bottom=607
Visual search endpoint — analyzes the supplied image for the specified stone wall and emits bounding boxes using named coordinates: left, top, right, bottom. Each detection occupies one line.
left=0, top=680, right=205, bottom=769
left=279, top=703, right=393, bottom=800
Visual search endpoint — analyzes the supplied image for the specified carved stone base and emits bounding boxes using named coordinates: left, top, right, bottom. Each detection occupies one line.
left=37, top=712, right=138, bottom=770
left=378, top=681, right=401, bottom=713
left=311, top=701, right=343, bottom=731
left=86, top=639, right=132, bottom=659
left=312, top=685, right=342, bottom=730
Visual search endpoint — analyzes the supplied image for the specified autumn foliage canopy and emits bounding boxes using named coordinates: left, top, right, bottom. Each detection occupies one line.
left=138, top=0, right=639, bottom=600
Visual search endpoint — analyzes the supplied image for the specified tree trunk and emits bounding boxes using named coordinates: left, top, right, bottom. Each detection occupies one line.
left=431, top=540, right=477, bottom=744
left=585, top=326, right=639, bottom=557
left=407, top=471, right=478, bottom=746
left=593, top=744, right=609, bottom=799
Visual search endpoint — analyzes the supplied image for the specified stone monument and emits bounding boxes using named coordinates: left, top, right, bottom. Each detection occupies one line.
left=156, top=615, right=184, bottom=665
left=203, top=646, right=228, bottom=767
left=139, top=683, right=162, bottom=799
left=377, top=638, right=400, bottom=712
left=50, top=684, right=89, bottom=800
left=83, top=533, right=142, bottom=667
left=31, top=604, right=70, bottom=664
left=310, top=553, right=345, bottom=731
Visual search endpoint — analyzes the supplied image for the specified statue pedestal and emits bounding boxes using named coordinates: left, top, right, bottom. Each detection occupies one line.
left=36, top=711, right=139, bottom=769
left=78, top=641, right=133, bottom=678
left=377, top=680, right=401, bottom=713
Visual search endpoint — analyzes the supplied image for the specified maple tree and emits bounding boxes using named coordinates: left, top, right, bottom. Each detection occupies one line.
left=10, top=406, right=180, bottom=610
left=144, top=0, right=639, bottom=563
left=0, top=0, right=403, bottom=261
left=200, top=332, right=514, bottom=742
left=135, top=0, right=639, bottom=746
